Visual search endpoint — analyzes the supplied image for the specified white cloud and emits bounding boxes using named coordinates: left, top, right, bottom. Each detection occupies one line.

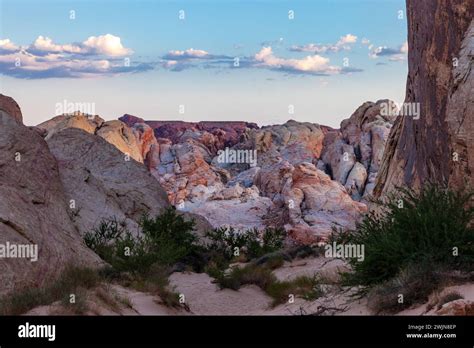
left=0, top=39, right=20, bottom=52
left=0, top=34, right=147, bottom=79
left=254, top=46, right=341, bottom=74
left=369, top=41, right=408, bottom=61
left=164, top=48, right=210, bottom=59
left=337, top=34, right=357, bottom=45
left=32, top=36, right=82, bottom=54
left=29, top=34, right=132, bottom=56
left=400, top=41, right=409, bottom=54
left=290, top=34, right=358, bottom=54
left=361, top=38, right=370, bottom=45
left=82, top=34, right=132, bottom=56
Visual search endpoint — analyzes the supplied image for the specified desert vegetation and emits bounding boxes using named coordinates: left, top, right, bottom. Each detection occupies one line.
left=0, top=266, right=101, bottom=315
left=332, top=185, right=474, bottom=313
left=82, top=207, right=300, bottom=309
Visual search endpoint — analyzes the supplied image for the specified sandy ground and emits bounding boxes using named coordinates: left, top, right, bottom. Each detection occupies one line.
left=25, top=284, right=181, bottom=316
left=169, top=272, right=272, bottom=315
left=24, top=257, right=474, bottom=316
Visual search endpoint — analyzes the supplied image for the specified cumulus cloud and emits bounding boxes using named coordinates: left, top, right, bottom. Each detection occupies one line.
left=30, top=36, right=82, bottom=54
left=0, top=34, right=147, bottom=79
left=338, top=34, right=357, bottom=45
left=290, top=34, right=358, bottom=54
left=0, top=39, right=20, bottom=53
left=163, top=48, right=210, bottom=60
left=254, top=46, right=341, bottom=75
left=29, top=34, right=132, bottom=56
left=82, top=34, right=133, bottom=56
left=160, top=45, right=361, bottom=75
left=369, top=41, right=408, bottom=61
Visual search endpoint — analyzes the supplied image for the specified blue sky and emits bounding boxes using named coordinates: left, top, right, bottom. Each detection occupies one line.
left=0, top=0, right=408, bottom=127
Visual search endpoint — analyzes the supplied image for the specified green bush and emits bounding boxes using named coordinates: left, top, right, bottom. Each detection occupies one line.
left=214, top=262, right=323, bottom=306
left=84, top=207, right=198, bottom=274
left=333, top=185, right=474, bottom=287
left=205, top=226, right=286, bottom=262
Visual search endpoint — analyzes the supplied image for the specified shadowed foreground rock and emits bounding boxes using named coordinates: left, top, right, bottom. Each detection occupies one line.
left=374, top=0, right=474, bottom=197
left=0, top=100, right=102, bottom=295
left=46, top=128, right=170, bottom=234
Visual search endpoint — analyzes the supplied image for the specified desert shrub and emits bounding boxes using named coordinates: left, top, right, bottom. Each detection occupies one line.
left=333, top=185, right=474, bottom=287
left=126, top=264, right=181, bottom=308
left=266, top=275, right=323, bottom=305
left=84, top=217, right=126, bottom=261
left=366, top=262, right=443, bottom=314
left=0, top=265, right=100, bottom=315
left=84, top=207, right=198, bottom=274
left=60, top=287, right=89, bottom=314
left=140, top=208, right=198, bottom=265
left=205, top=226, right=286, bottom=262
left=436, top=291, right=464, bottom=310
left=215, top=262, right=323, bottom=306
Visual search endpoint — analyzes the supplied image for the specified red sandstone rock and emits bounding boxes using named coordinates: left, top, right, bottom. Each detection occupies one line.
left=374, top=0, right=474, bottom=197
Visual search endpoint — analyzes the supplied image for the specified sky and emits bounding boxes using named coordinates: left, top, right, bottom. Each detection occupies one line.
left=0, top=0, right=408, bottom=127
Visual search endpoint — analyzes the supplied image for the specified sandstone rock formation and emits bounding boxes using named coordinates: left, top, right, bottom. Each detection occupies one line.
left=38, top=114, right=146, bottom=163
left=321, top=100, right=396, bottom=200
left=0, top=100, right=102, bottom=295
left=37, top=113, right=104, bottom=139
left=184, top=185, right=273, bottom=230
left=46, top=128, right=170, bottom=234
left=255, top=161, right=367, bottom=243
left=119, top=115, right=258, bottom=154
left=149, top=138, right=228, bottom=204
left=235, top=120, right=326, bottom=168
left=118, top=109, right=393, bottom=241
left=0, top=94, right=23, bottom=124
left=374, top=0, right=474, bottom=197
left=95, top=120, right=143, bottom=163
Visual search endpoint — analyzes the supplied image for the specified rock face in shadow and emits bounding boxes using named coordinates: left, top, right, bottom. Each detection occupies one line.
left=46, top=128, right=170, bottom=235
left=0, top=94, right=23, bottom=124
left=374, top=0, right=474, bottom=197
left=0, top=106, right=102, bottom=295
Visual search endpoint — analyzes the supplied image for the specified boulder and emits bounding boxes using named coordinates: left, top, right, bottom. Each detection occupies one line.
left=436, top=299, right=474, bottom=316
left=256, top=161, right=367, bottom=243
left=96, top=120, right=143, bottom=163
left=321, top=100, right=395, bottom=200
left=149, top=139, right=227, bottom=204
left=37, top=114, right=104, bottom=140
left=0, top=94, right=23, bottom=124
left=46, top=128, right=170, bottom=234
left=0, top=108, right=101, bottom=295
